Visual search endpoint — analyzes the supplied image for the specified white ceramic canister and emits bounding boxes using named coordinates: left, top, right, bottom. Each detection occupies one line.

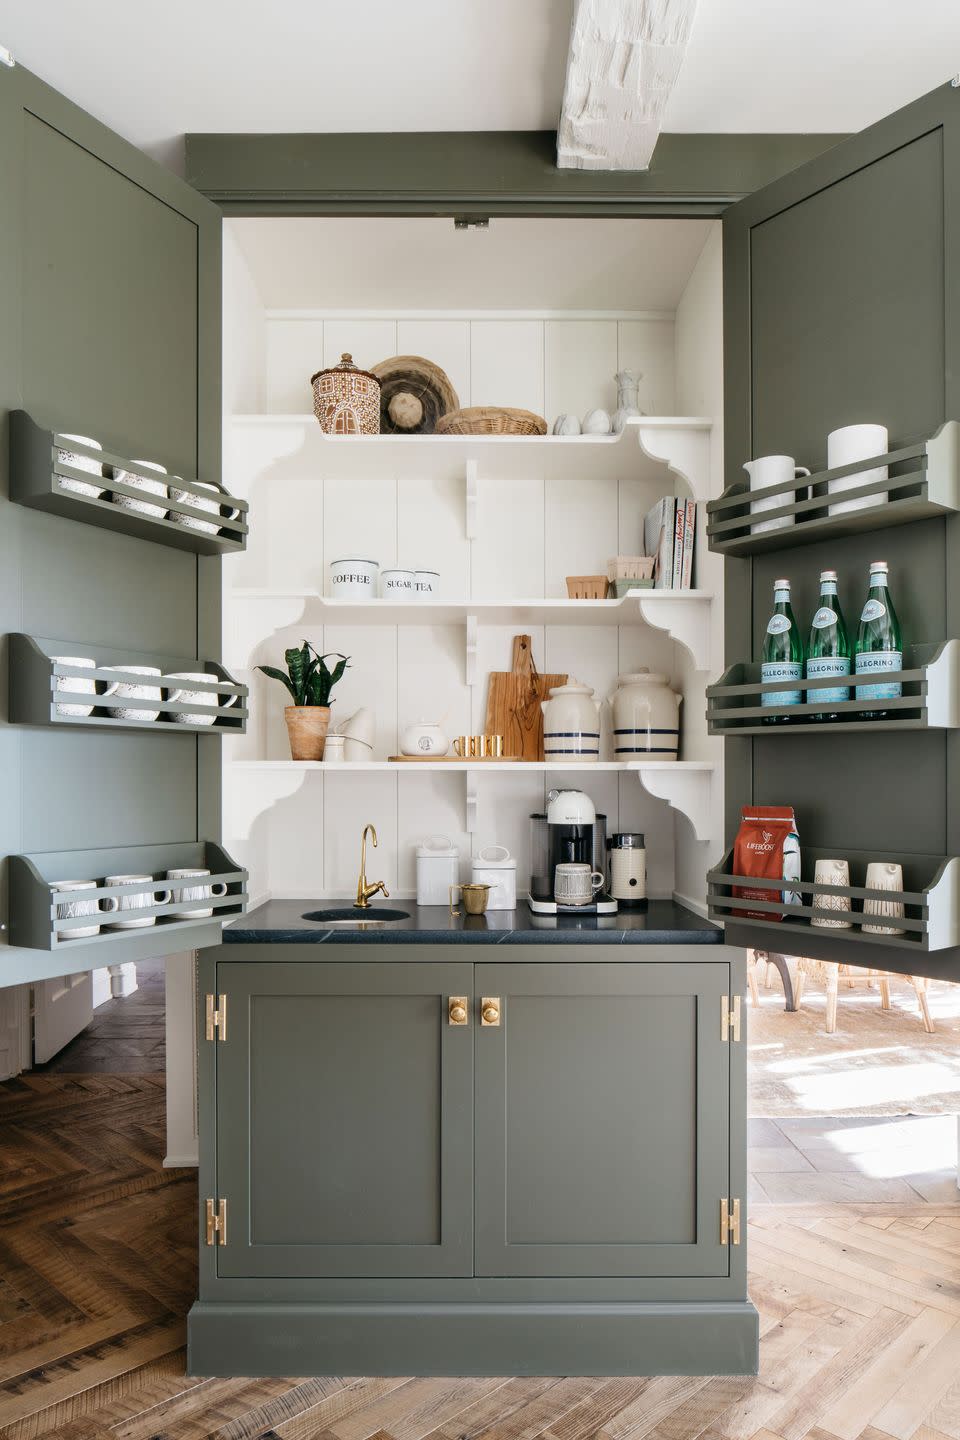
left=399, top=719, right=449, bottom=756
left=52, top=655, right=97, bottom=717
left=470, top=844, right=517, bottom=911
left=827, top=423, right=888, bottom=514
left=609, top=669, right=681, bottom=759
left=416, top=836, right=460, bottom=907
left=744, top=455, right=811, bottom=534
left=57, top=435, right=105, bottom=498
left=413, top=570, right=439, bottom=600
left=111, top=459, right=168, bottom=518
left=381, top=568, right=415, bottom=598
left=541, top=679, right=602, bottom=761
left=329, top=558, right=379, bottom=599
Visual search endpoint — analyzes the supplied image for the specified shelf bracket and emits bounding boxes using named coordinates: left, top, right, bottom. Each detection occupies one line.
left=630, top=763, right=714, bottom=842
left=635, top=422, right=712, bottom=505
left=465, top=459, right=479, bottom=541
left=465, top=613, right=478, bottom=687
left=634, top=593, right=711, bottom=671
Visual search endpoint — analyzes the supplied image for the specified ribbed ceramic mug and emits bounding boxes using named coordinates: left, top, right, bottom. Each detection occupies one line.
left=103, top=874, right=172, bottom=929
left=111, top=460, right=168, bottom=518
left=168, top=479, right=239, bottom=535
left=862, top=861, right=905, bottom=935
left=52, top=655, right=97, bottom=717
left=165, top=867, right=227, bottom=919
left=554, top=863, right=605, bottom=906
left=97, top=665, right=162, bottom=721
left=50, top=879, right=103, bottom=939
left=162, top=672, right=240, bottom=726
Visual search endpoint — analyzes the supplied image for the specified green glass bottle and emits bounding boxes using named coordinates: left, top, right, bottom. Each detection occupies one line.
left=855, top=560, right=902, bottom=720
left=806, top=569, right=851, bottom=721
left=761, top=577, right=804, bottom=721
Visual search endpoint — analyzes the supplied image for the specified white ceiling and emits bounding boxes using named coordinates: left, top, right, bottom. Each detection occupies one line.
left=231, top=217, right=715, bottom=311
left=1, top=0, right=959, bottom=174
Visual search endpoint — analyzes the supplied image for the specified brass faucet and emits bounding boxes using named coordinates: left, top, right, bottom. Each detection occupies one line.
left=355, top=823, right=390, bottom=908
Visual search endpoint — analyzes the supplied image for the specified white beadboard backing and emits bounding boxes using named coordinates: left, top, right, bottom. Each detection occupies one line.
left=260, top=311, right=677, bottom=420
left=222, top=224, right=723, bottom=912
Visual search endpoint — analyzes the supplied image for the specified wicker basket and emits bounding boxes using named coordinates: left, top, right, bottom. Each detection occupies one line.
left=607, top=555, right=656, bottom=582
left=435, top=406, right=547, bottom=437
left=566, top=575, right=610, bottom=600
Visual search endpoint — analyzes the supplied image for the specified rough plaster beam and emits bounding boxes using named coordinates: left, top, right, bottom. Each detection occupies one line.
left=557, top=0, right=700, bottom=171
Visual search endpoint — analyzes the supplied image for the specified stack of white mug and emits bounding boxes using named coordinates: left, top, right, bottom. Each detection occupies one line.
left=51, top=868, right=229, bottom=939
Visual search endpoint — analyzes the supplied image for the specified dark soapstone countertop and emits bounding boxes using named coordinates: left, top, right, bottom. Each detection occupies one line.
left=223, top=897, right=722, bottom=946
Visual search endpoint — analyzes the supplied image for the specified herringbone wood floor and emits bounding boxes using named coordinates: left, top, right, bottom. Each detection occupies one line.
left=2, top=1075, right=960, bottom=1440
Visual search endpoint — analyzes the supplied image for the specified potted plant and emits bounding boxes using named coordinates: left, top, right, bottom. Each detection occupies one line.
left=256, top=642, right=350, bottom=760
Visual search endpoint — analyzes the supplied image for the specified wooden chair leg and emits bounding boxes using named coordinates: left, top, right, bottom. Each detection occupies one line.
left=878, top=975, right=892, bottom=1010
left=748, top=961, right=760, bottom=1007
left=825, top=963, right=839, bottom=1035
left=912, top=976, right=935, bottom=1034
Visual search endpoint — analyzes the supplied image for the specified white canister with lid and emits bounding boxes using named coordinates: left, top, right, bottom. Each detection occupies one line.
left=416, top=836, right=459, bottom=907
left=470, top=844, right=517, bottom=911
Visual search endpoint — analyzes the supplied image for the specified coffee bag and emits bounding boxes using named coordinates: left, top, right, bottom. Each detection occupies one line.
left=731, top=806, right=800, bottom=920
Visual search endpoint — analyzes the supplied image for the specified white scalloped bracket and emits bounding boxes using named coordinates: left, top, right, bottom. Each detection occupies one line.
left=634, top=422, right=712, bottom=503
left=224, top=767, right=309, bottom=839
left=629, top=762, right=715, bottom=842
left=634, top=592, right=712, bottom=671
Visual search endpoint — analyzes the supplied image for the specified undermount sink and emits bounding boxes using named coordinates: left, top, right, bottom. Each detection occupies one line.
left=302, top=906, right=411, bottom=925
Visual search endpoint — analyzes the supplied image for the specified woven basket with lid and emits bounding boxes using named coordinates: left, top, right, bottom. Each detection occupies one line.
left=311, top=353, right=381, bottom=435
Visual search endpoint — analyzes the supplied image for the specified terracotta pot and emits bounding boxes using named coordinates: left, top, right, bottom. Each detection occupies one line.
left=284, top=706, right=331, bottom=760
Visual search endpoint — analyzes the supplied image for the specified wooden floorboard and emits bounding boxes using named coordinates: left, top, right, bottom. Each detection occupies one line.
left=0, top=1073, right=959, bottom=1440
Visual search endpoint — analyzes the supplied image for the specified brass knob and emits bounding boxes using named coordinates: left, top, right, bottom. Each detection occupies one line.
left=448, top=997, right=468, bottom=1026
left=481, top=997, right=501, bottom=1026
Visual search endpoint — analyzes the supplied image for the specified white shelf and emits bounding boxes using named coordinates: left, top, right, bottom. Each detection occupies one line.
left=227, top=414, right=712, bottom=496
left=227, top=759, right=715, bottom=841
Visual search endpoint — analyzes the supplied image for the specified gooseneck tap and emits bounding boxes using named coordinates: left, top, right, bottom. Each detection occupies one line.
left=355, top=823, right=390, bottom=908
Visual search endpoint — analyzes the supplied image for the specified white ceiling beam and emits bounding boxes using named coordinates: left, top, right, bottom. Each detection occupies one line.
left=557, top=0, right=700, bottom=171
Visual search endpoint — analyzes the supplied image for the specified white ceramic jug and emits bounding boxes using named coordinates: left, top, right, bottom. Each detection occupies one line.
left=609, top=670, right=681, bottom=759
left=541, top=680, right=602, bottom=761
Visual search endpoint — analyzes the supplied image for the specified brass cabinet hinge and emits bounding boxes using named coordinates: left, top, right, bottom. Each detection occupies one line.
left=721, top=993, right=741, bottom=1043
left=205, top=1197, right=227, bottom=1246
left=720, top=1196, right=742, bottom=1245
left=205, top=992, right=227, bottom=1041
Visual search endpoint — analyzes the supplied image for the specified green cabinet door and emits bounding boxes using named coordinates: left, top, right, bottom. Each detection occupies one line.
left=214, top=960, right=474, bottom=1279
left=475, top=960, right=731, bottom=1278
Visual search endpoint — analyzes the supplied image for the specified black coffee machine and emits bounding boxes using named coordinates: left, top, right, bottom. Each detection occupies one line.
left=528, top=788, right=617, bottom=914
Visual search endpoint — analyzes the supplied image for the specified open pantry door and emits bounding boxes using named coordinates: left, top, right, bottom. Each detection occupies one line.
left=712, top=80, right=960, bottom=984
left=0, top=58, right=232, bottom=992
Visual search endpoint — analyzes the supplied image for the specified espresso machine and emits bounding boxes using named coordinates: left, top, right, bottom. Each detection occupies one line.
left=528, top=789, right=618, bottom=915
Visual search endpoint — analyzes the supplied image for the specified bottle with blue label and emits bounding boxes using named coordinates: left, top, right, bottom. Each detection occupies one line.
left=761, top=577, right=804, bottom=720
left=855, top=560, right=902, bottom=718
left=806, top=569, right=851, bottom=720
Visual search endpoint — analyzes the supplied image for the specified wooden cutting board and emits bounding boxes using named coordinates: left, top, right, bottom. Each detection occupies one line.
left=484, top=635, right=566, bottom=761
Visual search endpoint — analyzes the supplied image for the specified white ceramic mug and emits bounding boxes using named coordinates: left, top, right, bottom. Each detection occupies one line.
left=811, top=858, right=852, bottom=929
left=381, top=568, right=415, bottom=598
left=827, top=423, right=888, bottom=514
left=52, top=655, right=97, bottom=717
left=57, top=435, right=104, bottom=498
left=111, top=459, right=168, bottom=518
left=168, top=480, right=239, bottom=535
left=744, top=456, right=811, bottom=534
left=103, top=874, right=172, bottom=929
left=862, top=861, right=905, bottom=935
left=50, top=879, right=103, bottom=939
left=329, top=558, right=379, bottom=598
left=162, top=672, right=240, bottom=726
left=554, top=863, right=605, bottom=907
left=165, top=867, right=228, bottom=919
left=413, top=570, right=439, bottom=599
left=98, top=665, right=162, bottom=721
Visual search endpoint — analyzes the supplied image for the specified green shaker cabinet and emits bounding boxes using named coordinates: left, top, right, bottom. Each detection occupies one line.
left=190, top=943, right=756, bottom=1377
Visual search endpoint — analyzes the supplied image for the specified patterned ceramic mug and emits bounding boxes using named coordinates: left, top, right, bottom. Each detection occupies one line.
left=111, top=460, right=168, bottom=518
left=554, top=863, right=605, bottom=906
left=97, top=665, right=162, bottom=722
left=50, top=879, right=102, bottom=939
left=162, top=672, right=241, bottom=727
left=165, top=867, right=228, bottom=919
left=102, top=874, right=172, bottom=929
left=52, top=655, right=97, bottom=717
left=168, top=480, right=240, bottom=536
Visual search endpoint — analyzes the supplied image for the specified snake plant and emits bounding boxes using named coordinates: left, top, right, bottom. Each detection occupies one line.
left=257, top=642, right=350, bottom=707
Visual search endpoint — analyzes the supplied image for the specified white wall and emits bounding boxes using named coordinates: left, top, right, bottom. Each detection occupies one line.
left=674, top=222, right=725, bottom=906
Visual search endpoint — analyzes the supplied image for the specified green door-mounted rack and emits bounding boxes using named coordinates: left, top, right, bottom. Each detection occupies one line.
left=706, top=420, right=960, bottom=557
left=9, top=634, right=248, bottom=734
left=9, top=410, right=248, bottom=555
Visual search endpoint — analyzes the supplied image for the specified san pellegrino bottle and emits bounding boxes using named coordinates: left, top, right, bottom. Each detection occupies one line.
left=855, top=560, right=902, bottom=718
left=806, top=569, right=851, bottom=720
left=761, top=578, right=804, bottom=720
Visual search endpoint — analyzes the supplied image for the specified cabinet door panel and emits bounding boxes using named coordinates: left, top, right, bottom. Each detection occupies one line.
left=475, top=962, right=730, bottom=1278
left=216, top=961, right=473, bottom=1278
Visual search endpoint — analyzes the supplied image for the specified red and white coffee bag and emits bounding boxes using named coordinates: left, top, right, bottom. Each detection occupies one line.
left=731, top=806, right=801, bottom=920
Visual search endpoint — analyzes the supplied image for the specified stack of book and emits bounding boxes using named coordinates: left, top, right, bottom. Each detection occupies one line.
left=643, top=497, right=697, bottom=589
